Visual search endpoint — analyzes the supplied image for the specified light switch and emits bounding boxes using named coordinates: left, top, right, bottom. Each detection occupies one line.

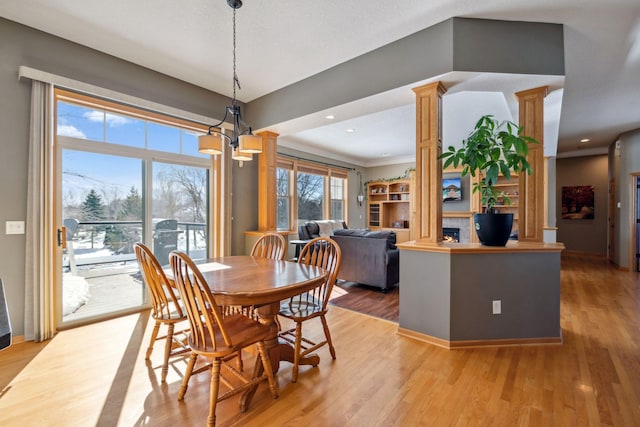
left=6, top=221, right=25, bottom=235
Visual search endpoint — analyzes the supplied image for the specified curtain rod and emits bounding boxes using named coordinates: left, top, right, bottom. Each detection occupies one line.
left=277, top=152, right=357, bottom=172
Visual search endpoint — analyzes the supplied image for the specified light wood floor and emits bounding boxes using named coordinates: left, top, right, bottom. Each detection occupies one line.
left=1, top=253, right=638, bottom=426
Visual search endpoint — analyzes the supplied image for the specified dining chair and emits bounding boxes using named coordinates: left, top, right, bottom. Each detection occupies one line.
left=224, top=231, right=288, bottom=370
left=224, top=231, right=286, bottom=342
left=169, top=251, right=279, bottom=427
left=250, top=232, right=287, bottom=260
left=134, top=243, right=189, bottom=382
left=278, top=236, right=341, bottom=382
left=234, top=231, right=287, bottom=320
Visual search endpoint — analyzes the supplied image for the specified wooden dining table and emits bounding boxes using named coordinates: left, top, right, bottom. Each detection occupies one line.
left=193, top=255, right=328, bottom=410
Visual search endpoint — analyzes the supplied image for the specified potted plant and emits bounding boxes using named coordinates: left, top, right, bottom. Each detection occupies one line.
left=439, top=115, right=538, bottom=246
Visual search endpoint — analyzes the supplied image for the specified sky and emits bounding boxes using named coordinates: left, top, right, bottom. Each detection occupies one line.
left=58, top=101, right=208, bottom=208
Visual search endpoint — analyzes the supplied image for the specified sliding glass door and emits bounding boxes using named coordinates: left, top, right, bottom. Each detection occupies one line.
left=55, top=90, right=211, bottom=327
left=60, top=149, right=145, bottom=323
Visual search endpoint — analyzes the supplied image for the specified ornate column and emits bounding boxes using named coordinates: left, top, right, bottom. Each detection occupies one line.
left=257, top=131, right=279, bottom=231
left=412, top=81, right=447, bottom=243
left=516, top=86, right=547, bottom=242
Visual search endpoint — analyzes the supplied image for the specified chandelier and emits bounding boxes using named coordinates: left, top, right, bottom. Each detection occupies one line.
left=198, top=0, right=262, bottom=161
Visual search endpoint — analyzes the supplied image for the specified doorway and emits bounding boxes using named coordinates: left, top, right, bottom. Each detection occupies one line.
left=609, top=178, right=616, bottom=264
left=635, top=176, right=639, bottom=272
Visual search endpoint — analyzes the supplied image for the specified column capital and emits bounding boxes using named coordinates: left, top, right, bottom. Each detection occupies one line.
left=412, top=81, right=447, bottom=96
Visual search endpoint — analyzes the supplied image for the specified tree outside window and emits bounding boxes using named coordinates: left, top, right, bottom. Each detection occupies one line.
left=297, top=172, right=324, bottom=223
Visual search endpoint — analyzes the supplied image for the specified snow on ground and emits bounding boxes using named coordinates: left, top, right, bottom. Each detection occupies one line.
left=62, top=274, right=90, bottom=316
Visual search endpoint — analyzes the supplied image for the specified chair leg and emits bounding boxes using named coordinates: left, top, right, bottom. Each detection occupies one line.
left=256, top=341, right=279, bottom=399
left=292, top=322, right=303, bottom=383
left=236, top=350, right=244, bottom=372
left=320, top=315, right=336, bottom=360
left=207, top=359, right=222, bottom=427
left=178, top=352, right=198, bottom=401
left=146, top=320, right=161, bottom=360
left=161, top=323, right=175, bottom=382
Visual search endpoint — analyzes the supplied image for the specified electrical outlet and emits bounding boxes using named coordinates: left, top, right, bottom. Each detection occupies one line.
left=492, top=300, right=501, bottom=315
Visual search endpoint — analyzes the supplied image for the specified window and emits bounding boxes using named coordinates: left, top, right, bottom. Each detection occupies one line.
left=276, top=157, right=349, bottom=230
left=276, top=168, right=291, bottom=230
left=55, top=88, right=215, bottom=326
left=56, top=98, right=208, bottom=157
left=330, top=176, right=345, bottom=220
left=297, top=171, right=325, bottom=222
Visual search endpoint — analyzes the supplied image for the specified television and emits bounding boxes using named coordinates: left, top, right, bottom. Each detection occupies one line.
left=442, top=177, right=462, bottom=202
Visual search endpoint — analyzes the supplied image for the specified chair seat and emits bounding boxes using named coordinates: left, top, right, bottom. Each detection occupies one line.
left=187, top=313, right=271, bottom=357
left=277, top=236, right=341, bottom=383
left=279, top=295, right=324, bottom=320
left=153, top=300, right=185, bottom=321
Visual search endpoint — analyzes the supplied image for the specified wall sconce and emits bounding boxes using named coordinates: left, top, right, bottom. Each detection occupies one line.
left=357, top=171, right=365, bottom=206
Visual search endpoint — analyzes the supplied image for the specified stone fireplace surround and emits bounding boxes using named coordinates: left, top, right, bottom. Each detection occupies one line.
left=443, top=217, right=472, bottom=243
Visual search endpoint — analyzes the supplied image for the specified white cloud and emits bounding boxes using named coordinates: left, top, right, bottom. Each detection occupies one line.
left=57, top=124, right=86, bottom=139
left=105, top=113, right=132, bottom=127
left=82, top=110, right=104, bottom=122
left=82, top=110, right=132, bottom=127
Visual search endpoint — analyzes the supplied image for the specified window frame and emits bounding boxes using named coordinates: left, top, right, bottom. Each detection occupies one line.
left=276, top=156, right=349, bottom=231
left=54, top=88, right=224, bottom=326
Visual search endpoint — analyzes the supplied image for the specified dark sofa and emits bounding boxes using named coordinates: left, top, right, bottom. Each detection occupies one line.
left=297, top=220, right=347, bottom=240
left=330, top=229, right=399, bottom=292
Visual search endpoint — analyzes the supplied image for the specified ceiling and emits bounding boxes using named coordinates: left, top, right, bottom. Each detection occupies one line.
left=2, top=0, right=639, bottom=166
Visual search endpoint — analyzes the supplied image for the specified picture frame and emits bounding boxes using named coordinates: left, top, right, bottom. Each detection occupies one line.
left=561, top=185, right=594, bottom=219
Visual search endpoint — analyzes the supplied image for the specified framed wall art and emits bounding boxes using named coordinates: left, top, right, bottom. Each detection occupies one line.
left=561, top=185, right=595, bottom=219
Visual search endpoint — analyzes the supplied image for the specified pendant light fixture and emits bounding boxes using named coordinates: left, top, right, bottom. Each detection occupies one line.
left=198, top=0, right=262, bottom=160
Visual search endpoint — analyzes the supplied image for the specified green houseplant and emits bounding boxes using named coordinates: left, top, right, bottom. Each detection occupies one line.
left=439, top=115, right=538, bottom=245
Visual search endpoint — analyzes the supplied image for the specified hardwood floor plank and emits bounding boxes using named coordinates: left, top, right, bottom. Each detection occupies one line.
left=1, top=253, right=639, bottom=426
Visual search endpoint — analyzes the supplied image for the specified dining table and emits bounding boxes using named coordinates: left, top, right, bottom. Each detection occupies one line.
left=192, top=255, right=328, bottom=410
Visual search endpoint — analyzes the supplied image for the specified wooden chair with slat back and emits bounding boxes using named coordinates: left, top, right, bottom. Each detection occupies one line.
left=250, top=232, right=287, bottom=260
left=134, top=243, right=189, bottom=382
left=169, top=251, right=279, bottom=427
left=234, top=232, right=286, bottom=319
left=278, top=236, right=341, bottom=382
left=224, top=231, right=288, bottom=370
left=225, top=232, right=286, bottom=325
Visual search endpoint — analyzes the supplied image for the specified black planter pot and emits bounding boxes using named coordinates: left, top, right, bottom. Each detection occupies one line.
left=473, top=213, right=514, bottom=246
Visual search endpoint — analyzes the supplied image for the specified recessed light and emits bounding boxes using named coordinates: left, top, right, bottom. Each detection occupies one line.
left=346, top=128, right=354, bottom=133
left=580, top=138, right=590, bottom=143
left=325, top=115, right=335, bottom=120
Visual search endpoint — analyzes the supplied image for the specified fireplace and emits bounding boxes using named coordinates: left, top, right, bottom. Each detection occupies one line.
left=443, top=227, right=460, bottom=243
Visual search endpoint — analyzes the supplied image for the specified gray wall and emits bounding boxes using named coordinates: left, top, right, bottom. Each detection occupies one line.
left=0, top=18, right=251, bottom=337
left=556, top=155, right=609, bottom=255
left=247, top=18, right=564, bottom=131
left=400, top=249, right=561, bottom=341
left=610, top=129, right=640, bottom=268
left=231, top=160, right=259, bottom=255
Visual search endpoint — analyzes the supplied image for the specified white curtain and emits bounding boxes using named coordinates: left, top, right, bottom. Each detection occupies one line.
left=24, top=80, right=55, bottom=342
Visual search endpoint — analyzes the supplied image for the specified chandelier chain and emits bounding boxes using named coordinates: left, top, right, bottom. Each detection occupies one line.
left=198, top=0, right=261, bottom=158
left=232, top=7, right=238, bottom=104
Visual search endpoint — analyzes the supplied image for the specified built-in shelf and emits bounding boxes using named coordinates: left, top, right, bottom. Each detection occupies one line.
left=367, top=175, right=414, bottom=243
